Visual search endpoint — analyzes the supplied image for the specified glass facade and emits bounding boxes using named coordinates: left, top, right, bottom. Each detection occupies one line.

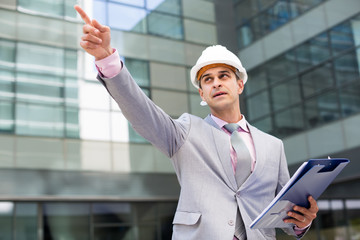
left=244, top=13, right=360, bottom=138
left=0, top=0, right=215, bottom=143
left=1, top=198, right=360, bottom=239
left=234, top=0, right=327, bottom=49
left=1, top=0, right=360, bottom=239
left=0, top=201, right=177, bottom=240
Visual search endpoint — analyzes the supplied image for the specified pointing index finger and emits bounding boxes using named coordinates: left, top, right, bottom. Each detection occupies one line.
left=74, top=5, right=91, bottom=25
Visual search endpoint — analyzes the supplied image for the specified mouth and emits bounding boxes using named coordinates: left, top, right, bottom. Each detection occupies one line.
left=213, top=91, right=227, bottom=98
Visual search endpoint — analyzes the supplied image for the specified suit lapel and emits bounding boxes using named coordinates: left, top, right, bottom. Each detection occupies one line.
left=204, top=115, right=238, bottom=191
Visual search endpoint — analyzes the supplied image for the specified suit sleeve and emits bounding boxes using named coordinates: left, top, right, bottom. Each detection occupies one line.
left=276, top=141, right=290, bottom=194
left=97, top=66, right=189, bottom=158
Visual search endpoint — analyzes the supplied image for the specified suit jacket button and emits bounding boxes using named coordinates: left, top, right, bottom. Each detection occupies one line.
left=228, top=220, right=234, bottom=226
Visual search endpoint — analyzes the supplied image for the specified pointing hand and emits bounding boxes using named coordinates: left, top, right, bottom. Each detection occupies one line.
left=74, top=5, right=113, bottom=60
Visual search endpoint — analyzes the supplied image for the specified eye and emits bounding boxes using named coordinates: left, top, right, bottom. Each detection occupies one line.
left=219, top=74, right=229, bottom=79
left=203, top=77, right=212, bottom=83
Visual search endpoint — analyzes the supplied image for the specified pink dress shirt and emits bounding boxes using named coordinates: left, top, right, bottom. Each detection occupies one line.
left=95, top=49, right=121, bottom=78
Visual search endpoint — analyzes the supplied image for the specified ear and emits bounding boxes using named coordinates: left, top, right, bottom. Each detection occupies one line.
left=237, top=79, right=244, bottom=95
left=198, top=88, right=205, bottom=101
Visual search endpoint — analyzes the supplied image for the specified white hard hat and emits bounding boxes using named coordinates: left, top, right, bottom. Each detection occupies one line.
left=190, top=45, right=248, bottom=89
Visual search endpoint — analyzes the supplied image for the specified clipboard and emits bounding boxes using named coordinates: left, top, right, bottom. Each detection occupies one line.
left=250, top=158, right=350, bottom=229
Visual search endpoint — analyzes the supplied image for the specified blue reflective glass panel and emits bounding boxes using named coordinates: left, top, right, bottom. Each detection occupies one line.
left=43, top=203, right=90, bottom=240
left=251, top=116, right=273, bottom=133
left=112, top=0, right=145, bottom=7
left=246, top=90, right=270, bottom=120
left=0, top=101, right=14, bottom=132
left=66, top=107, right=80, bottom=138
left=15, top=203, right=38, bottom=240
left=147, top=0, right=181, bottom=15
left=301, top=63, right=333, bottom=97
left=274, top=105, right=304, bottom=137
left=289, top=0, right=323, bottom=18
left=15, top=103, right=64, bottom=137
left=237, top=24, right=253, bottom=49
left=148, top=12, right=183, bottom=39
left=108, top=3, right=147, bottom=33
left=18, top=0, right=63, bottom=17
left=0, top=39, right=15, bottom=70
left=260, top=0, right=290, bottom=34
left=93, top=0, right=107, bottom=25
left=0, top=70, right=14, bottom=101
left=339, top=82, right=360, bottom=117
left=309, top=33, right=330, bottom=64
left=93, top=203, right=133, bottom=223
left=271, top=77, right=301, bottom=111
left=304, top=90, right=340, bottom=128
left=246, top=66, right=268, bottom=96
left=334, top=50, right=360, bottom=86
left=267, top=51, right=297, bottom=84
left=124, top=58, right=150, bottom=87
left=330, top=22, right=355, bottom=56
left=0, top=202, right=13, bottom=239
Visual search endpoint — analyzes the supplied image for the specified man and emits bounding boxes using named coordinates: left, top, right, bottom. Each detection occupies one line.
left=75, top=5, right=318, bottom=240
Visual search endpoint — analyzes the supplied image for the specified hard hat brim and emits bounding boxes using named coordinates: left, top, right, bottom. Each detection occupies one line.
left=190, top=60, right=248, bottom=89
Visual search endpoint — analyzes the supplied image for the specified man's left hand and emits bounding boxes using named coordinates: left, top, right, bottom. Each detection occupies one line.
left=284, top=196, right=319, bottom=228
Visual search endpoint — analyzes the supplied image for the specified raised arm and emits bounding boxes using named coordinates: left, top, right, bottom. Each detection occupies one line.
left=74, top=5, right=113, bottom=61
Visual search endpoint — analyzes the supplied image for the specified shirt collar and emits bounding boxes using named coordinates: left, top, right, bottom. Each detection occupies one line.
left=210, top=114, right=250, bottom=133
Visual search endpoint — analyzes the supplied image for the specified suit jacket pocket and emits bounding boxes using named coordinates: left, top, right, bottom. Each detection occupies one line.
left=173, top=211, right=201, bottom=225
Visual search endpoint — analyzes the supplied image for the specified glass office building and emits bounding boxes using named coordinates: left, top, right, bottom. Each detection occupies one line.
left=0, top=0, right=359, bottom=239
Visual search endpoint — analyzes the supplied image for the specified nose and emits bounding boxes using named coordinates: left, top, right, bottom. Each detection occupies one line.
left=212, top=77, right=222, bottom=88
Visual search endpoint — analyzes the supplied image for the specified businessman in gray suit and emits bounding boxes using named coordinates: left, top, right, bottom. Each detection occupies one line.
left=75, top=5, right=318, bottom=240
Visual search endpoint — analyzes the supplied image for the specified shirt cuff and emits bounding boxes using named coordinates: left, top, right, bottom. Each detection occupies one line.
left=95, top=48, right=122, bottom=78
left=294, top=222, right=311, bottom=235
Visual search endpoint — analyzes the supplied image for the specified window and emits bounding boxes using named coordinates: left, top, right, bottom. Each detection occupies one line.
left=304, top=90, right=340, bottom=128
left=309, top=33, right=330, bottom=64
left=301, top=63, right=334, bottom=98
left=271, top=77, right=301, bottom=111
left=15, top=103, right=65, bottom=137
left=246, top=90, right=270, bottom=120
left=15, top=203, right=38, bottom=240
left=0, top=101, right=14, bottom=132
left=267, top=51, right=297, bottom=85
left=18, top=0, right=64, bottom=17
left=234, top=0, right=259, bottom=25
left=148, top=12, right=183, bottom=40
left=0, top=39, right=15, bottom=70
left=43, top=203, right=90, bottom=240
left=17, top=42, right=64, bottom=76
left=274, top=106, right=304, bottom=137
left=289, top=0, right=323, bottom=18
left=112, top=0, right=145, bottom=7
left=0, top=70, right=15, bottom=101
left=93, top=203, right=134, bottom=239
left=246, top=65, right=268, bottom=96
left=260, top=0, right=290, bottom=34
left=339, top=82, right=360, bottom=117
left=0, top=202, right=13, bottom=239
left=124, top=58, right=150, bottom=88
left=334, top=50, right=360, bottom=86
left=147, top=0, right=181, bottom=15
left=108, top=3, right=147, bottom=33
left=330, top=22, right=355, bottom=56
left=252, top=116, right=273, bottom=133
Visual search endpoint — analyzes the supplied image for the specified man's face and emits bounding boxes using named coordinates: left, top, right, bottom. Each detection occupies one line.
left=198, top=66, right=244, bottom=112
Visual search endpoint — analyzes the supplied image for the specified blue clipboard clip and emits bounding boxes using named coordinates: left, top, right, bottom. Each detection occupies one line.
left=250, top=158, right=350, bottom=229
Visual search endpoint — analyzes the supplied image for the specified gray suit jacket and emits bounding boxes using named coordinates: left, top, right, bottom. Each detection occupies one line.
left=98, top=66, right=304, bottom=239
